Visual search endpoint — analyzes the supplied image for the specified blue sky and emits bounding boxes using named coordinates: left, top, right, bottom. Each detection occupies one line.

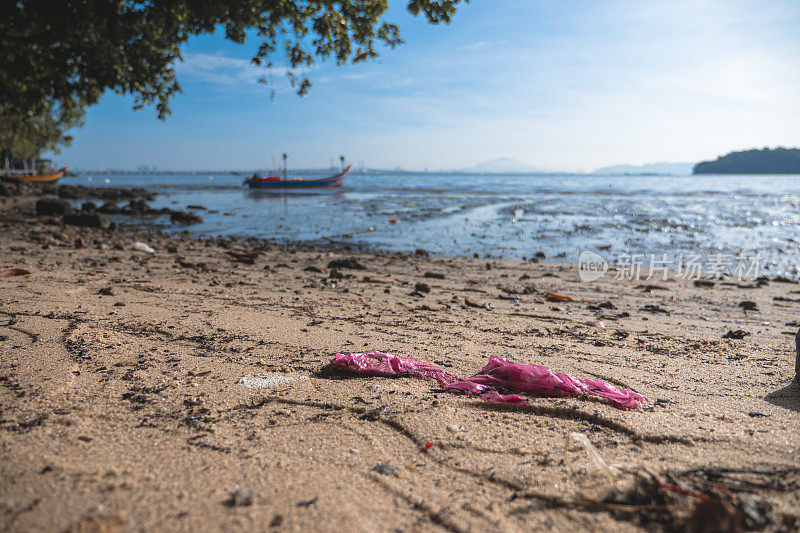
left=53, top=0, right=800, bottom=172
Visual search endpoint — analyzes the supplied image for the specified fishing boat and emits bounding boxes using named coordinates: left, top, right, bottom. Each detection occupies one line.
left=245, top=165, right=351, bottom=190
left=1, top=166, right=69, bottom=183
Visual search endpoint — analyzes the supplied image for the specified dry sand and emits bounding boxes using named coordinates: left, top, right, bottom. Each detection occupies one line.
left=1, top=201, right=799, bottom=532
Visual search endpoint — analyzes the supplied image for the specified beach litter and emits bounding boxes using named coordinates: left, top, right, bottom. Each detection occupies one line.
left=225, top=488, right=254, bottom=507
left=330, top=351, right=645, bottom=409
left=546, top=292, right=575, bottom=302
left=0, top=268, right=31, bottom=278
left=129, top=242, right=155, bottom=253
left=238, top=374, right=307, bottom=389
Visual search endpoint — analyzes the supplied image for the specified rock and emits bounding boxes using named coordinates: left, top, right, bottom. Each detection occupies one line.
left=98, top=202, right=121, bottom=214
left=56, top=185, right=85, bottom=199
left=738, top=301, right=758, bottom=312
left=98, top=287, right=115, bottom=296
left=328, top=269, right=344, bottom=279
left=327, top=258, right=365, bottom=270
left=123, top=199, right=150, bottom=214
left=36, top=198, right=73, bottom=216
left=81, top=201, right=97, bottom=212
left=423, top=272, right=445, bottom=279
left=186, top=204, right=206, bottom=210
left=170, top=211, right=203, bottom=224
left=414, top=282, right=430, bottom=293
left=63, top=213, right=111, bottom=229
left=723, top=329, right=749, bottom=340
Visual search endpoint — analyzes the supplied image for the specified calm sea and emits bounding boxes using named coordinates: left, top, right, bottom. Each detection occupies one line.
left=74, top=171, right=800, bottom=277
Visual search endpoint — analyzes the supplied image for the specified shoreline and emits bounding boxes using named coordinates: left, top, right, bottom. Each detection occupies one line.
left=7, top=176, right=800, bottom=279
left=1, top=186, right=799, bottom=531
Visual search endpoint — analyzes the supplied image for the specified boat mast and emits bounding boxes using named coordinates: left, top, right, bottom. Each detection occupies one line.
left=282, top=153, right=287, bottom=181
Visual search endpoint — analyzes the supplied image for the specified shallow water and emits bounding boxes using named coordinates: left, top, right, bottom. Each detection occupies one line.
left=74, top=171, right=800, bottom=277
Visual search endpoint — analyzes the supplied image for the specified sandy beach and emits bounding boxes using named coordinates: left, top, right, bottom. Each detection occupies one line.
left=1, top=191, right=799, bottom=532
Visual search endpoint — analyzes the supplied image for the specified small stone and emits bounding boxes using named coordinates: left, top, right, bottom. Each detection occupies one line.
left=371, top=462, right=400, bottom=476
left=327, top=258, right=365, bottom=270
left=723, top=329, right=749, bottom=340
left=738, top=301, right=758, bottom=312
left=414, top=282, right=430, bottom=293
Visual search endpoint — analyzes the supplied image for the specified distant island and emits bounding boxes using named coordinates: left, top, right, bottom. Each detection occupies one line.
left=693, top=147, right=800, bottom=174
left=465, top=157, right=547, bottom=173
left=592, top=162, right=693, bottom=175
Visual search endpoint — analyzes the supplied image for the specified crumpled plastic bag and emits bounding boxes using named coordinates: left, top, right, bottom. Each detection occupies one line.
left=330, top=351, right=645, bottom=409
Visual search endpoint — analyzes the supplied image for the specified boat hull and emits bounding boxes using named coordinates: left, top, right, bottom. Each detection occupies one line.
left=2, top=166, right=68, bottom=183
left=246, top=165, right=350, bottom=190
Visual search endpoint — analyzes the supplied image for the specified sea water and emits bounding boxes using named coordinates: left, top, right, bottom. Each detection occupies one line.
left=75, top=171, right=800, bottom=277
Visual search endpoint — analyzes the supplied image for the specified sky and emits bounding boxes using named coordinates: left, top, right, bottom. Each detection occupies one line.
left=52, top=0, right=800, bottom=172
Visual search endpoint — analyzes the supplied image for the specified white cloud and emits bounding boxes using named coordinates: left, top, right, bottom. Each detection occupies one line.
left=176, top=53, right=314, bottom=88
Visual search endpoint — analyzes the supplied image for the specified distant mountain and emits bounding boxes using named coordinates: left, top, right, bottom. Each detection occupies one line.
left=466, top=157, right=546, bottom=173
left=592, top=162, right=693, bottom=175
left=694, top=147, right=800, bottom=174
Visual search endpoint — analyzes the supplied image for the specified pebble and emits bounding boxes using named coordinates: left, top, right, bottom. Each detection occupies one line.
left=371, top=462, right=400, bottom=476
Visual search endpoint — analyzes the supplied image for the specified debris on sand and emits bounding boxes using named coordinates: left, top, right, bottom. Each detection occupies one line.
left=0, top=268, right=31, bottom=278
left=238, top=374, right=307, bottom=389
left=225, top=488, right=254, bottom=507
left=464, top=296, right=493, bottom=310
left=129, top=242, right=155, bottom=254
left=330, top=351, right=645, bottom=409
left=640, top=304, right=670, bottom=315
left=795, top=329, right=800, bottom=381
left=226, top=250, right=259, bottom=264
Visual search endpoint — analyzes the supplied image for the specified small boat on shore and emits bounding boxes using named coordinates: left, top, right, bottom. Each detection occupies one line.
left=245, top=165, right=351, bottom=190
left=1, top=166, right=69, bottom=183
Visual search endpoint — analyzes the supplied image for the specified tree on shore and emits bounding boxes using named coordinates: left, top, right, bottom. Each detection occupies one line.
left=0, top=1, right=467, bottom=162
left=693, top=147, right=800, bottom=174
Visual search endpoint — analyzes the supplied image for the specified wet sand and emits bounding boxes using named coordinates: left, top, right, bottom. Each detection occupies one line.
left=1, top=193, right=799, bottom=532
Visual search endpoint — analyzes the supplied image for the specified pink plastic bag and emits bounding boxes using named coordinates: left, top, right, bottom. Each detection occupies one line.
left=330, top=351, right=644, bottom=409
